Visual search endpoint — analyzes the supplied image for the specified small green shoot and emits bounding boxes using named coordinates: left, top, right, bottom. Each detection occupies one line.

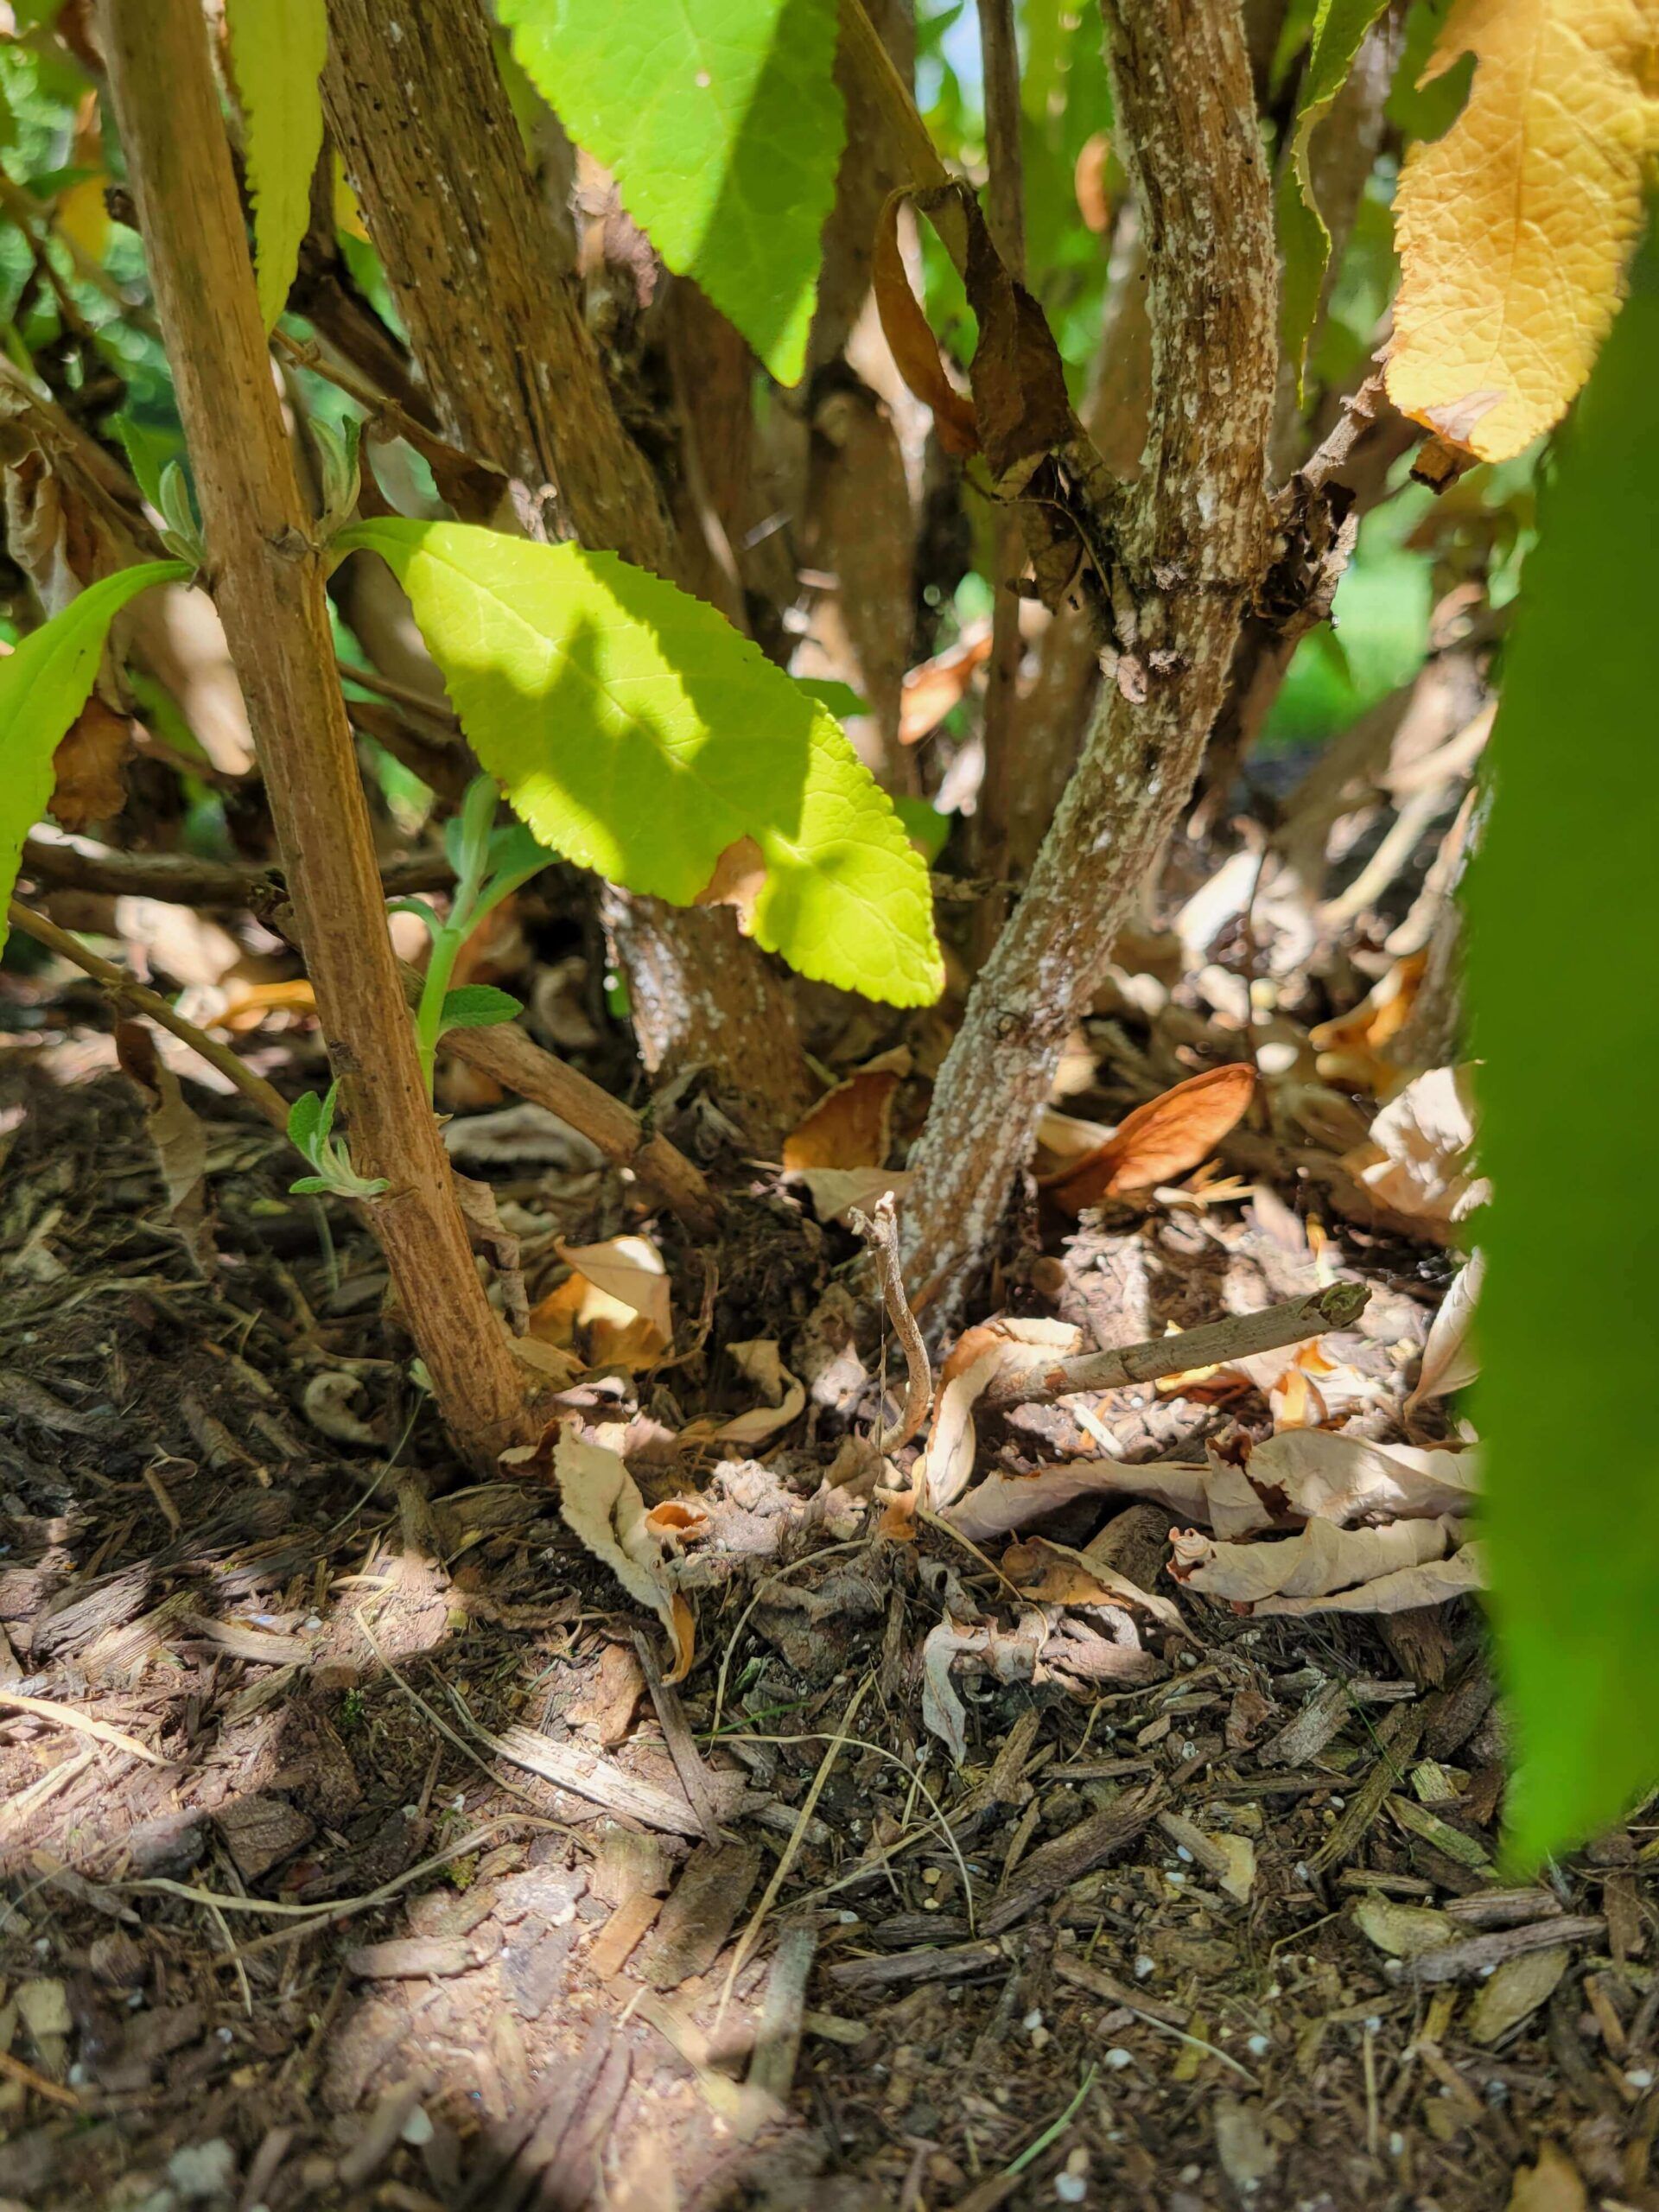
left=286, top=1080, right=391, bottom=1201
left=407, top=773, right=546, bottom=1098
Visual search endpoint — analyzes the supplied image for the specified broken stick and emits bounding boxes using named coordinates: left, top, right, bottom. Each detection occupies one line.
left=984, top=1281, right=1370, bottom=1409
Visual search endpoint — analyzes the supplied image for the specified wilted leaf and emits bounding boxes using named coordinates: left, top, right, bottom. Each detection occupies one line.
left=1168, top=1515, right=1457, bottom=1606
left=1041, top=1065, right=1256, bottom=1214
left=920, top=1612, right=1046, bottom=1763
left=553, top=1427, right=694, bottom=1681
left=1230, top=1427, right=1480, bottom=1529
left=1278, top=0, right=1391, bottom=393
left=0, top=561, right=188, bottom=959
left=1407, top=1249, right=1484, bottom=1414
left=223, top=0, right=328, bottom=329
left=957, top=185, right=1076, bottom=490
left=918, top=1317, right=1079, bottom=1510
left=782, top=1066, right=903, bottom=1172
left=1308, top=950, right=1427, bottom=1092
left=948, top=1458, right=1213, bottom=1545
left=336, top=521, right=943, bottom=1008
left=114, top=1020, right=208, bottom=1233
left=1251, top=1545, right=1484, bottom=1615
left=680, top=1338, right=805, bottom=1447
left=1003, top=1534, right=1183, bottom=1631
left=48, top=695, right=130, bottom=831
left=791, top=1165, right=910, bottom=1226
left=544, top=1235, right=672, bottom=1369
left=1344, top=1065, right=1489, bottom=1234
left=1385, top=0, right=1659, bottom=462
left=1469, top=220, right=1659, bottom=1870
left=499, top=0, right=843, bottom=385
left=873, top=191, right=979, bottom=458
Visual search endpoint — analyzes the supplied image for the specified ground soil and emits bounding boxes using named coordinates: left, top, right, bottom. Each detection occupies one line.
left=0, top=1042, right=1654, bottom=2212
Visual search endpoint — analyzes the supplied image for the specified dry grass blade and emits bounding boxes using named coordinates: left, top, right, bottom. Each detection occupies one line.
left=0, top=1688, right=172, bottom=1766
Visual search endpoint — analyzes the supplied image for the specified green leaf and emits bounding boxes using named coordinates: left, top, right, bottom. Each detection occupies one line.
left=0, top=561, right=189, bottom=959
left=439, top=983, right=524, bottom=1033
left=223, top=0, right=328, bottom=330
left=286, top=1088, right=327, bottom=1158
left=1469, top=221, right=1659, bottom=1871
left=893, top=797, right=950, bottom=866
left=497, top=0, right=842, bottom=385
left=337, top=519, right=942, bottom=1007
left=793, top=677, right=870, bottom=721
left=1277, top=0, right=1390, bottom=397
left=289, top=1174, right=334, bottom=1195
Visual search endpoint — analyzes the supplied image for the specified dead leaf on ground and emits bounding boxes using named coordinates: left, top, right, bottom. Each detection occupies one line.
left=1344, top=1064, right=1489, bottom=1234
left=899, top=621, right=992, bottom=746
left=782, top=1064, right=905, bottom=1172
left=1041, top=1065, right=1256, bottom=1214
left=1168, top=1515, right=1458, bottom=1608
left=873, top=190, right=979, bottom=459
left=792, top=1165, right=911, bottom=1227
left=551, top=1427, right=694, bottom=1681
left=1407, top=1249, right=1484, bottom=1414
left=1232, top=1426, right=1479, bottom=1530
left=1308, top=951, right=1427, bottom=1092
left=1353, top=1893, right=1459, bottom=1959
left=920, top=1611, right=1047, bottom=1763
left=1002, top=1534, right=1183, bottom=1632
left=1250, top=1543, right=1483, bottom=1616
left=49, top=695, right=131, bottom=830
left=530, top=1235, right=672, bottom=1370
left=948, top=1458, right=1213, bottom=1545
left=113, top=1020, right=208, bottom=1240
left=677, top=1338, right=806, bottom=1449
left=1504, top=2140, right=1589, bottom=2212
left=918, top=1317, right=1079, bottom=1510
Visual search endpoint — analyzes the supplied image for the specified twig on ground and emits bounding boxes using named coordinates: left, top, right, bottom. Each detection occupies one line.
left=8, top=900, right=291, bottom=1131
left=0, top=1686, right=172, bottom=1767
left=850, top=1192, right=933, bottom=1450
left=984, top=1281, right=1370, bottom=1409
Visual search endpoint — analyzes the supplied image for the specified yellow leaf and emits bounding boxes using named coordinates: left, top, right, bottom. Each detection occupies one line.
left=1387, top=0, right=1659, bottom=463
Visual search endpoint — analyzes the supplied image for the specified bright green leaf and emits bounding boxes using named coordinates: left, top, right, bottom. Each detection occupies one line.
left=1277, top=0, right=1390, bottom=397
left=223, top=0, right=328, bottom=330
left=439, top=983, right=524, bottom=1033
left=0, top=561, right=189, bottom=959
left=497, top=0, right=842, bottom=385
left=336, top=519, right=943, bottom=1007
left=286, top=1087, right=327, bottom=1158
left=1469, top=221, right=1659, bottom=1871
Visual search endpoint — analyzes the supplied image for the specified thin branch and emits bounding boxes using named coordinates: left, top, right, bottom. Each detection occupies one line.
left=983, top=1281, right=1371, bottom=1409
left=8, top=900, right=290, bottom=1131
left=22, top=833, right=453, bottom=908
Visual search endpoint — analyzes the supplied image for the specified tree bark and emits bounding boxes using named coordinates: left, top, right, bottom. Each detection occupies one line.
left=321, top=0, right=813, bottom=1147
left=98, top=0, right=534, bottom=1466
left=900, top=0, right=1278, bottom=1319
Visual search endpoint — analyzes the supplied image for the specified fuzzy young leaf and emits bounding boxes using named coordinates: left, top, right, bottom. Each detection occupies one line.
left=1277, top=0, right=1390, bottom=395
left=223, top=0, right=329, bottom=330
left=439, top=983, right=524, bottom=1034
left=286, top=1088, right=327, bottom=1160
left=1470, top=225, right=1659, bottom=1868
left=497, top=0, right=842, bottom=386
left=1386, top=0, right=1659, bottom=462
left=0, top=561, right=189, bottom=958
left=336, top=519, right=943, bottom=1007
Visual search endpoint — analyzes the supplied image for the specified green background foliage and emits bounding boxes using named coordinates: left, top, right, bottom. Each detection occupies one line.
left=1471, top=223, right=1659, bottom=1869
left=499, top=0, right=843, bottom=385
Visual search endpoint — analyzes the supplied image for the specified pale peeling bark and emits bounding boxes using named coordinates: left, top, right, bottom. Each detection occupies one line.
left=322, top=0, right=811, bottom=1147
left=901, top=0, right=1277, bottom=1316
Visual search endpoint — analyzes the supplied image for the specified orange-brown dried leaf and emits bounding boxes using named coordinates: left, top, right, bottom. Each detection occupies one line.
left=782, top=1068, right=901, bottom=1172
left=899, top=620, right=993, bottom=746
left=873, top=190, right=979, bottom=458
left=1041, top=1065, right=1256, bottom=1215
left=48, top=696, right=131, bottom=831
left=1386, top=0, right=1659, bottom=463
left=695, top=835, right=767, bottom=934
